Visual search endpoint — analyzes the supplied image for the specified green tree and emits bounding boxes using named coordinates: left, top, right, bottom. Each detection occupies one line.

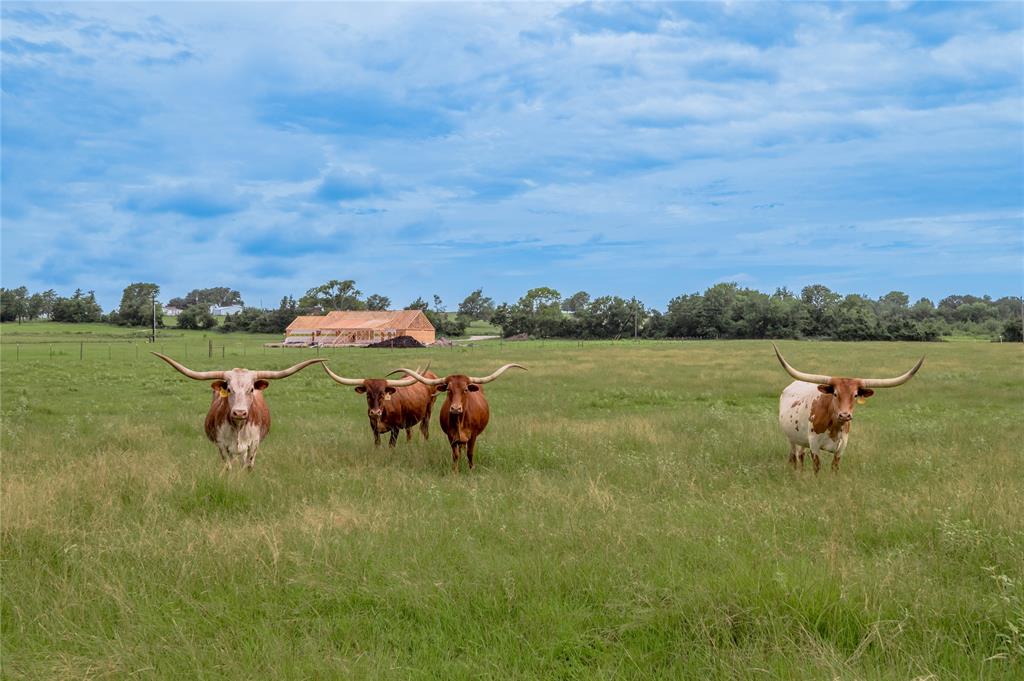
left=664, top=293, right=704, bottom=337
left=177, top=305, right=218, bottom=330
left=457, top=289, right=495, bottom=320
left=561, top=291, right=591, bottom=313
left=801, top=284, right=841, bottom=336
left=1003, top=317, right=1023, bottom=342
left=28, top=289, right=59, bottom=320
left=299, top=279, right=365, bottom=311
left=219, top=307, right=265, bottom=333
left=172, top=287, right=243, bottom=309
left=577, top=296, right=641, bottom=338
left=698, top=282, right=739, bottom=338
left=0, top=287, right=29, bottom=322
left=365, top=294, right=391, bottom=311
left=52, top=289, right=103, bottom=323
left=118, top=283, right=162, bottom=327
left=406, top=295, right=464, bottom=336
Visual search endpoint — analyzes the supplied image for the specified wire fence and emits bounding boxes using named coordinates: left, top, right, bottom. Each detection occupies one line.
left=0, top=335, right=671, bottom=363
left=0, top=339, right=383, bottom=363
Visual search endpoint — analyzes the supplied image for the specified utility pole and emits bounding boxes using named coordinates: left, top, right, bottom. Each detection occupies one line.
left=151, top=294, right=157, bottom=343
left=632, top=297, right=638, bottom=340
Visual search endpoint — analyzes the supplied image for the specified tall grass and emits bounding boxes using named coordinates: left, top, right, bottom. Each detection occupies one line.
left=2, top=332, right=1022, bottom=679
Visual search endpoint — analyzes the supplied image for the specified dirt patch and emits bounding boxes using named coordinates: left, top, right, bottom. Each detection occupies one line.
left=365, top=335, right=425, bottom=348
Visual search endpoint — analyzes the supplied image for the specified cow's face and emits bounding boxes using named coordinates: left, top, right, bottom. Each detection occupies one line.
left=436, top=375, right=479, bottom=417
left=355, top=379, right=396, bottom=419
left=212, top=369, right=269, bottom=422
left=817, top=378, right=874, bottom=422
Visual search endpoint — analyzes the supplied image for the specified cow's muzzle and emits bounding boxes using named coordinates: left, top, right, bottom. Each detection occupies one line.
left=369, top=408, right=383, bottom=418
left=231, top=409, right=249, bottom=421
left=838, top=412, right=852, bottom=422
left=449, top=405, right=464, bottom=415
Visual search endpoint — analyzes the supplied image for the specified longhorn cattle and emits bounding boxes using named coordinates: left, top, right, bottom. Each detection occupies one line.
left=323, top=363, right=440, bottom=447
left=394, top=364, right=526, bottom=472
left=773, top=344, right=923, bottom=472
left=153, top=353, right=325, bottom=470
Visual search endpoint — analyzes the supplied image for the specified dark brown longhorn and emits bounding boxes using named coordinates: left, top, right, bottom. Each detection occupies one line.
left=323, top=363, right=440, bottom=448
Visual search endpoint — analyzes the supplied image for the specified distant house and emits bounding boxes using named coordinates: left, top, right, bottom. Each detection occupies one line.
left=285, top=310, right=435, bottom=346
left=211, top=304, right=244, bottom=316
left=164, top=306, right=184, bottom=317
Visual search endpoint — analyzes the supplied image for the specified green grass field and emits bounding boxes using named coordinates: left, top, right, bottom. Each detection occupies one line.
left=2, top=323, right=1023, bottom=679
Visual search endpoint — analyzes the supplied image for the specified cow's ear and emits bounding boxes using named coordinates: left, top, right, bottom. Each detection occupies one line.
left=857, top=388, right=874, bottom=398
left=817, top=384, right=834, bottom=394
left=354, top=386, right=367, bottom=394
left=385, top=386, right=397, bottom=395
left=467, top=384, right=481, bottom=392
left=212, top=380, right=228, bottom=392
left=254, top=379, right=270, bottom=391
left=435, top=383, right=448, bottom=392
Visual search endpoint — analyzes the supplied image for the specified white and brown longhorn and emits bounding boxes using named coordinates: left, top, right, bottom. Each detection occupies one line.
left=153, top=353, right=325, bottom=470
left=392, top=364, right=526, bottom=472
left=773, top=344, right=923, bottom=472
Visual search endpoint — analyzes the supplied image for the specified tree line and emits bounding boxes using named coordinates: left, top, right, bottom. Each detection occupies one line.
left=2, top=280, right=1021, bottom=342
left=492, top=284, right=1022, bottom=342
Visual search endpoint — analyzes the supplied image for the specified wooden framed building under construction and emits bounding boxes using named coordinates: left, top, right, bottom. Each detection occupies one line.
left=284, top=310, right=435, bottom=347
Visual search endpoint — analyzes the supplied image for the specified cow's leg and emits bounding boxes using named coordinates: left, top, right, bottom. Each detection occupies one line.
left=217, top=445, right=232, bottom=473
left=808, top=442, right=822, bottom=474
left=406, top=427, right=413, bottom=442
left=798, top=448, right=805, bottom=469
left=788, top=442, right=801, bottom=468
left=831, top=441, right=847, bottom=473
left=421, top=403, right=432, bottom=440
left=373, top=427, right=381, bottom=447
left=466, top=437, right=478, bottom=470
left=244, top=446, right=258, bottom=471
left=450, top=441, right=461, bottom=473
left=389, top=427, right=399, bottom=448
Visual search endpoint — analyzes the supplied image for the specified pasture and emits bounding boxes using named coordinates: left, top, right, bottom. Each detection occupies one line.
left=2, top=325, right=1022, bottom=679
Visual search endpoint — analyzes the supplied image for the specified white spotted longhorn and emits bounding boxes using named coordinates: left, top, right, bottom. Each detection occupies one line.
left=773, top=344, right=923, bottom=473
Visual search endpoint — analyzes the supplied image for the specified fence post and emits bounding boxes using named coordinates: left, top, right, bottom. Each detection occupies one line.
left=209, top=339, right=213, bottom=358
left=222, top=346, right=225, bottom=359
left=135, top=344, right=138, bottom=359
left=108, top=344, right=111, bottom=360
left=16, top=344, right=19, bottom=360
left=185, top=344, right=188, bottom=358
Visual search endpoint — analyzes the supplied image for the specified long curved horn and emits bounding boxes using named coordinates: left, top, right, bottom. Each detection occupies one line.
left=469, top=363, right=527, bottom=384
left=772, top=344, right=830, bottom=384
left=322, top=363, right=365, bottom=386
left=860, top=357, right=925, bottom=388
left=152, top=352, right=224, bottom=380
left=383, top=361, right=432, bottom=387
left=389, top=368, right=447, bottom=386
left=255, top=358, right=325, bottom=380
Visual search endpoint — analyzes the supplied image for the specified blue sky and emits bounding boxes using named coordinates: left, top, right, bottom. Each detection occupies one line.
left=2, top=2, right=1021, bottom=310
